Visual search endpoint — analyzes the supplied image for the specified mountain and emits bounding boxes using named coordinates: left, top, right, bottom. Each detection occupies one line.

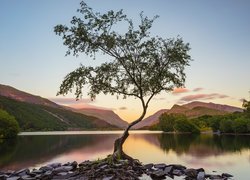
left=133, top=109, right=169, bottom=129
left=72, top=108, right=128, bottom=129
left=134, top=101, right=242, bottom=129
left=183, top=101, right=243, bottom=113
left=0, top=84, right=60, bottom=108
left=0, top=84, right=118, bottom=130
left=0, top=95, right=116, bottom=131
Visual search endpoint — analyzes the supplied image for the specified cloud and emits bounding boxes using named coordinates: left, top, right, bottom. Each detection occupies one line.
left=119, top=107, right=127, bottom=110
left=193, top=88, right=203, bottom=92
left=153, top=97, right=166, bottom=100
left=179, top=93, right=229, bottom=103
left=172, top=87, right=189, bottom=94
left=49, top=97, right=93, bottom=105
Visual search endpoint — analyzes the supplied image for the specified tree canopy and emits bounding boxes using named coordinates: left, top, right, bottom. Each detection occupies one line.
left=54, top=1, right=191, bottom=106
left=0, top=109, right=19, bottom=139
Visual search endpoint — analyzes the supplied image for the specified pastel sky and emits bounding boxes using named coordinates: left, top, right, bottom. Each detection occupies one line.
left=0, top=0, right=250, bottom=122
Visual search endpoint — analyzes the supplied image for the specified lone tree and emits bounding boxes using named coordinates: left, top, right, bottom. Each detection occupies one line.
left=54, top=1, right=191, bottom=160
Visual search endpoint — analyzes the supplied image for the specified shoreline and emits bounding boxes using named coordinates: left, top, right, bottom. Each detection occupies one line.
left=0, top=158, right=233, bottom=180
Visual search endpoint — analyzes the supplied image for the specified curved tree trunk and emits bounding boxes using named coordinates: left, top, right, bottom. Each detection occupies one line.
left=112, top=106, right=147, bottom=160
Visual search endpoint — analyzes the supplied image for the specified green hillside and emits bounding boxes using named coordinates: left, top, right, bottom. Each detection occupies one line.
left=0, top=96, right=115, bottom=131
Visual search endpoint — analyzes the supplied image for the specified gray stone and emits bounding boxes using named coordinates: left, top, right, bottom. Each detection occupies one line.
left=142, top=163, right=153, bottom=170
left=172, top=169, right=183, bottom=176
left=171, top=164, right=186, bottom=170
left=21, top=175, right=36, bottom=180
left=184, top=168, right=197, bottom=178
left=207, top=174, right=222, bottom=179
left=222, top=173, right=233, bottom=178
left=154, top=163, right=166, bottom=169
left=15, top=168, right=30, bottom=176
left=102, top=176, right=113, bottom=180
left=6, top=177, right=20, bottom=180
left=164, top=166, right=173, bottom=174
left=53, top=166, right=73, bottom=174
left=79, top=160, right=91, bottom=167
left=39, top=166, right=53, bottom=172
left=44, top=170, right=53, bottom=176
left=197, top=171, right=205, bottom=180
left=31, top=169, right=43, bottom=174
left=48, top=163, right=61, bottom=168
left=151, top=169, right=166, bottom=178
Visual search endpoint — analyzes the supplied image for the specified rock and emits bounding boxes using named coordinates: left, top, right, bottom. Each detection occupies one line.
left=172, top=169, right=183, bottom=176
left=6, top=177, right=20, bottom=180
left=53, top=166, right=73, bottom=174
left=39, top=166, right=53, bottom=172
left=197, top=171, right=205, bottom=180
left=206, top=174, right=222, bottom=179
left=154, top=163, right=166, bottom=169
left=171, top=164, right=186, bottom=170
left=99, top=164, right=108, bottom=169
left=79, top=160, right=91, bottom=167
left=222, top=173, right=233, bottom=178
left=15, top=168, right=30, bottom=176
left=43, top=170, right=53, bottom=176
left=142, top=163, right=153, bottom=170
left=150, top=169, right=166, bottom=178
left=102, top=176, right=113, bottom=180
left=48, top=163, right=61, bottom=168
left=21, top=175, right=36, bottom=180
left=70, top=161, right=78, bottom=169
left=31, top=169, right=43, bottom=174
left=184, top=168, right=198, bottom=178
left=164, top=166, right=173, bottom=174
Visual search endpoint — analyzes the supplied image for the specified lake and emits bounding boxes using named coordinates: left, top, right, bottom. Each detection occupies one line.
left=0, top=131, right=249, bottom=179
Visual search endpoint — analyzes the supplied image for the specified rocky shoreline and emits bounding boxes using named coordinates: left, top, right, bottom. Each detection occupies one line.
left=0, top=158, right=233, bottom=180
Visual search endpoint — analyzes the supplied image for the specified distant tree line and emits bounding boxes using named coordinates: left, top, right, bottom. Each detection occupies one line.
left=155, top=100, right=250, bottom=134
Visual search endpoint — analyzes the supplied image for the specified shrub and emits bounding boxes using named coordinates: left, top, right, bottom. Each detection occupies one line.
left=174, top=117, right=200, bottom=134
left=0, top=109, right=19, bottom=138
left=159, top=113, right=176, bottom=132
left=220, top=119, right=233, bottom=133
left=232, top=117, right=248, bottom=133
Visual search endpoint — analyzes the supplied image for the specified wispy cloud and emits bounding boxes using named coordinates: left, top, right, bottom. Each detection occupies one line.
left=179, top=93, right=229, bottom=103
left=153, top=97, right=166, bottom=100
left=193, top=88, right=203, bottom=92
left=119, top=107, right=127, bottom=110
left=49, top=97, right=93, bottom=105
left=172, top=87, right=189, bottom=94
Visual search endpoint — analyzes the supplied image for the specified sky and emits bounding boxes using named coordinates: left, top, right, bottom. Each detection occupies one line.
left=0, top=0, right=250, bottom=122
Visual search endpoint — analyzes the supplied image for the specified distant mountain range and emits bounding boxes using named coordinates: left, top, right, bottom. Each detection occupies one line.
left=0, top=84, right=121, bottom=131
left=0, top=84, right=60, bottom=108
left=134, top=101, right=243, bottom=129
left=71, top=108, right=128, bottom=129
left=0, top=84, right=243, bottom=131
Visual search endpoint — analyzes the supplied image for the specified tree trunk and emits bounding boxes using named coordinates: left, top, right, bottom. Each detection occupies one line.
left=112, top=107, right=147, bottom=160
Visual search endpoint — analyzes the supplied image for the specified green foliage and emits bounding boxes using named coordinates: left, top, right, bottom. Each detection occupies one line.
left=0, top=109, right=19, bottom=138
left=158, top=114, right=200, bottom=134
left=174, top=117, right=200, bottom=134
left=54, top=1, right=191, bottom=122
left=242, top=99, right=250, bottom=118
left=219, top=118, right=233, bottom=133
left=232, top=117, right=248, bottom=133
left=0, top=96, right=115, bottom=131
left=159, top=113, right=176, bottom=132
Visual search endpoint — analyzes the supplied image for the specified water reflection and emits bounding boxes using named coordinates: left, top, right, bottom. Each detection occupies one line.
left=0, top=132, right=250, bottom=179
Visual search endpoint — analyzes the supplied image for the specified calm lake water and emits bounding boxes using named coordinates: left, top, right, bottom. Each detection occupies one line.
left=0, top=131, right=250, bottom=179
